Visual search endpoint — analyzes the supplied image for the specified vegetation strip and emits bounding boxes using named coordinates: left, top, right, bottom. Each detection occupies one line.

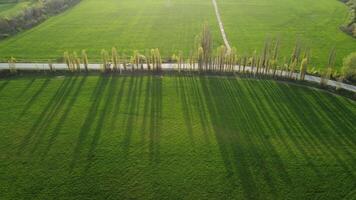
left=1, top=63, right=355, bottom=93
left=340, top=0, right=356, bottom=37
left=0, top=0, right=81, bottom=39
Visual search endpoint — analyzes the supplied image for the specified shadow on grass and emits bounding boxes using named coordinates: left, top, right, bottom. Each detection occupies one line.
left=224, top=79, right=289, bottom=197
left=30, top=76, right=79, bottom=155
left=262, top=80, right=355, bottom=178
left=190, top=76, right=212, bottom=146
left=18, top=76, right=76, bottom=155
left=0, top=79, right=10, bottom=94
left=85, top=75, right=121, bottom=171
left=121, top=76, right=142, bottom=159
left=198, top=77, right=260, bottom=199
left=149, top=76, right=162, bottom=164
left=110, top=76, right=128, bottom=131
left=177, top=76, right=195, bottom=146
left=17, top=78, right=36, bottom=98
left=42, top=76, right=88, bottom=159
left=140, top=76, right=152, bottom=147
left=20, top=78, right=51, bottom=117
left=70, top=75, right=109, bottom=171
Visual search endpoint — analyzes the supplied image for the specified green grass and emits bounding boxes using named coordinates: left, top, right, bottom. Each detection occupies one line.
left=0, top=0, right=222, bottom=62
left=217, top=0, right=356, bottom=68
left=0, top=75, right=355, bottom=199
left=0, top=0, right=31, bottom=17
left=0, top=0, right=354, bottom=68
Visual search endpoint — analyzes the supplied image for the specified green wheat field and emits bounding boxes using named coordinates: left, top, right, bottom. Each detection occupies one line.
left=0, top=75, right=355, bottom=199
left=0, top=0, right=355, bottom=199
left=0, top=0, right=355, bottom=68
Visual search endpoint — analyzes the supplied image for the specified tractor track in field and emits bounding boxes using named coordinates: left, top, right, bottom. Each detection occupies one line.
left=211, top=0, right=231, bottom=53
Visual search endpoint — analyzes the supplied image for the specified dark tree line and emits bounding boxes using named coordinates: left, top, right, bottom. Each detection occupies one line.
left=0, top=0, right=81, bottom=39
left=340, top=0, right=356, bottom=37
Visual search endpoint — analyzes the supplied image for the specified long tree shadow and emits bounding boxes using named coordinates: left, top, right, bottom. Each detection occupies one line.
left=243, top=80, right=321, bottom=176
left=17, top=78, right=36, bottom=98
left=0, top=79, right=10, bottom=94
left=29, top=76, right=79, bottom=155
left=140, top=76, right=152, bottom=147
left=190, top=76, right=212, bottom=146
left=308, top=90, right=356, bottom=146
left=85, top=75, right=120, bottom=172
left=121, top=76, right=142, bottom=159
left=282, top=84, right=356, bottom=177
left=110, top=76, right=128, bottom=131
left=198, top=77, right=260, bottom=199
left=254, top=80, right=331, bottom=178
left=221, top=78, right=287, bottom=197
left=265, top=81, right=355, bottom=178
left=149, top=76, right=162, bottom=164
left=177, top=76, right=195, bottom=146
left=18, top=77, right=74, bottom=155
left=247, top=80, right=336, bottom=186
left=20, top=78, right=51, bottom=117
left=70, top=75, right=110, bottom=171
left=42, top=76, right=88, bottom=159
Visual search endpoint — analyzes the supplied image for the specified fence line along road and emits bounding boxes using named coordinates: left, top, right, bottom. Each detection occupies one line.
left=0, top=63, right=355, bottom=93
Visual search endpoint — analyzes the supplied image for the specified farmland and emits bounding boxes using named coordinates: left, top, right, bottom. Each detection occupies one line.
left=0, top=0, right=355, bottom=199
left=0, top=75, right=355, bottom=199
left=0, top=0, right=354, bottom=68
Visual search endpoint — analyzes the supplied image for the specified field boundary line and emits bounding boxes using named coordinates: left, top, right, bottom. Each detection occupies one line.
left=211, top=0, right=231, bottom=53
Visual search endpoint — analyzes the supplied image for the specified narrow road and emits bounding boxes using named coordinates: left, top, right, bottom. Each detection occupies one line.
left=211, top=0, right=231, bottom=53
left=0, top=63, right=355, bottom=93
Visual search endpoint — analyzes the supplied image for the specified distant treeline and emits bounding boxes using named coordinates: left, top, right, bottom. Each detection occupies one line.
left=0, top=0, right=80, bottom=39
left=340, top=0, right=356, bottom=37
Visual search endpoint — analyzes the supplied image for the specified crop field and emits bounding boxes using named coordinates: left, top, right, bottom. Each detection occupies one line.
left=0, top=75, right=355, bottom=199
left=0, top=0, right=354, bottom=68
left=0, top=0, right=222, bottom=61
left=217, top=0, right=356, bottom=68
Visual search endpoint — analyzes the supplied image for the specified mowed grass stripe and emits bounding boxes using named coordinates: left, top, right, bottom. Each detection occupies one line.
left=0, top=0, right=222, bottom=62
left=0, top=75, right=355, bottom=199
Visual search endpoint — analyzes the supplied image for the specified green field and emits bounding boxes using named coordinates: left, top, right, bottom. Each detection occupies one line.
left=217, top=0, right=356, bottom=68
left=0, top=0, right=355, bottom=68
left=0, top=75, right=355, bottom=199
left=0, top=0, right=31, bottom=17
left=0, top=0, right=222, bottom=62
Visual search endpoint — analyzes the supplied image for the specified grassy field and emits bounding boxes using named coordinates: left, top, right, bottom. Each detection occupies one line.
left=0, top=0, right=31, bottom=17
left=217, top=0, right=356, bottom=68
left=0, top=0, right=354, bottom=68
left=0, top=75, right=355, bottom=199
left=0, top=0, right=222, bottom=62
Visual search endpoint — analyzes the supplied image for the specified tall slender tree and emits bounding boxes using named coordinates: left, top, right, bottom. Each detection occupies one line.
left=82, top=50, right=89, bottom=72
left=112, top=47, right=119, bottom=72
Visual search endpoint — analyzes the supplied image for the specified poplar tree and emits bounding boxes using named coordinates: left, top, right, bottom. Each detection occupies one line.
left=73, top=52, right=80, bottom=72
left=101, top=49, right=109, bottom=73
left=112, top=47, right=118, bottom=72
left=197, top=47, right=204, bottom=71
left=64, top=51, right=71, bottom=71
left=321, top=48, right=336, bottom=86
left=300, top=58, right=308, bottom=81
left=8, top=57, right=16, bottom=74
left=82, top=50, right=89, bottom=72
